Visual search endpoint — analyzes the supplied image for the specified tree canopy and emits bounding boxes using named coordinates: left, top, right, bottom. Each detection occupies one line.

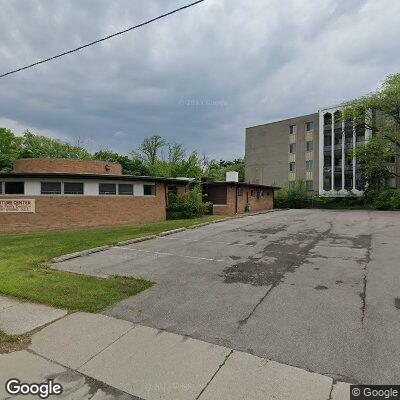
left=0, top=129, right=242, bottom=181
left=343, top=73, right=400, bottom=191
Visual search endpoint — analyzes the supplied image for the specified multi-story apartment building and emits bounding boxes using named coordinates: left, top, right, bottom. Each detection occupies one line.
left=245, top=112, right=320, bottom=193
left=245, top=106, right=397, bottom=196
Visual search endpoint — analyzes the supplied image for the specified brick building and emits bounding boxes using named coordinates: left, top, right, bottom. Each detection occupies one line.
left=202, top=172, right=277, bottom=215
left=0, top=159, right=189, bottom=233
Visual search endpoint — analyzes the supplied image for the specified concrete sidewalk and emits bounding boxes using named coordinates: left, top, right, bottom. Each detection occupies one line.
left=2, top=312, right=350, bottom=399
left=0, top=295, right=67, bottom=335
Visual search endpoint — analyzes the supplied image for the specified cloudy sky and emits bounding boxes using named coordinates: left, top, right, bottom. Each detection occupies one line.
left=0, top=0, right=399, bottom=159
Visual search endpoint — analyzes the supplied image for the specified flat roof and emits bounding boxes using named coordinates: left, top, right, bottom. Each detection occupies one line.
left=202, top=181, right=280, bottom=190
left=0, top=172, right=192, bottom=185
left=246, top=112, right=319, bottom=130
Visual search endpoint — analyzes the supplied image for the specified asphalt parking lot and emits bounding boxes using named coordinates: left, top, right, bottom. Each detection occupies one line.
left=53, top=209, right=400, bottom=384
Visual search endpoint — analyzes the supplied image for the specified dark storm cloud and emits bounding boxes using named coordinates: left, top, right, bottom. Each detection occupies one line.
left=0, top=0, right=399, bottom=159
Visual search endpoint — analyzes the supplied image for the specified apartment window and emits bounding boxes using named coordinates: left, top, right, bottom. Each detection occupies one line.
left=64, top=182, right=84, bottom=195
left=237, top=187, right=243, bottom=197
left=118, top=184, right=134, bottom=195
left=289, top=143, right=296, bottom=154
left=144, top=184, right=156, bottom=196
left=289, top=125, right=296, bottom=135
left=306, top=160, right=313, bottom=171
left=306, top=121, right=314, bottom=132
left=289, top=162, right=296, bottom=172
left=306, top=141, right=313, bottom=151
left=41, top=182, right=61, bottom=195
left=99, top=183, right=116, bottom=195
left=5, top=182, right=24, bottom=194
left=306, top=180, right=314, bottom=191
left=387, top=177, right=396, bottom=188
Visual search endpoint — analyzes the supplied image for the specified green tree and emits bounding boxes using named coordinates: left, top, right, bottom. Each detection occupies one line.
left=19, top=131, right=91, bottom=160
left=93, top=149, right=149, bottom=176
left=342, top=73, right=400, bottom=191
left=205, top=158, right=245, bottom=182
left=133, top=135, right=167, bottom=174
left=0, top=128, right=22, bottom=171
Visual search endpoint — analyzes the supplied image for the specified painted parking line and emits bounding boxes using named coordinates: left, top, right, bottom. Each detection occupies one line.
left=158, top=237, right=255, bottom=246
left=111, top=246, right=226, bottom=262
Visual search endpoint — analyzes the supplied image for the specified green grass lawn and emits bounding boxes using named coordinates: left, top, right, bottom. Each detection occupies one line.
left=0, top=215, right=222, bottom=312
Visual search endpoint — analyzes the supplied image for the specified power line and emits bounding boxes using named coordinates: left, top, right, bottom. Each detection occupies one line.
left=0, top=0, right=205, bottom=79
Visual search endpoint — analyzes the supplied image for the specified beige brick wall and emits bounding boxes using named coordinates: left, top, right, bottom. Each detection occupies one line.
left=13, top=159, right=122, bottom=175
left=0, top=182, right=166, bottom=233
left=245, top=113, right=319, bottom=191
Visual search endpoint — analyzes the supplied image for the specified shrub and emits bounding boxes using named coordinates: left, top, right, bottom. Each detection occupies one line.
left=167, top=185, right=212, bottom=219
left=374, top=189, right=400, bottom=210
left=275, top=180, right=308, bottom=209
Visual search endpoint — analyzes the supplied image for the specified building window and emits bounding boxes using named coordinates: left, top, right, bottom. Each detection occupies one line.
left=237, top=187, right=243, bottom=197
left=289, top=143, right=296, bottom=154
left=306, top=141, right=313, bottom=151
left=118, top=184, right=133, bottom=195
left=99, top=183, right=116, bottom=195
left=144, top=184, right=156, bottom=196
left=289, top=181, right=296, bottom=189
left=5, top=182, right=24, bottom=195
left=64, top=182, right=84, bottom=195
left=0, top=182, right=2, bottom=194
left=289, top=162, right=296, bottom=172
left=306, top=121, right=314, bottom=132
left=306, top=160, right=313, bottom=171
left=387, top=177, right=396, bottom=188
left=306, top=180, right=314, bottom=191
left=250, top=189, right=255, bottom=197
left=289, top=125, right=296, bottom=135
left=41, top=182, right=62, bottom=195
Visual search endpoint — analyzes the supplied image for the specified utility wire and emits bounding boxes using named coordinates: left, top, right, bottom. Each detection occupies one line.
left=0, top=0, right=205, bottom=78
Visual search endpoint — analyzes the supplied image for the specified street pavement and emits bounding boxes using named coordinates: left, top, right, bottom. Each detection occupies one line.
left=53, top=209, right=400, bottom=384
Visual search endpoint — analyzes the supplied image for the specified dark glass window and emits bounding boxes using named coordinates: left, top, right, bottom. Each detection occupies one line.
left=306, top=141, right=313, bottom=151
left=5, top=182, right=24, bottom=194
left=237, top=187, right=243, bottom=197
left=289, top=125, right=296, bottom=135
left=144, top=184, right=156, bottom=196
left=99, top=183, right=116, bottom=195
left=64, top=182, right=84, bottom=195
left=41, top=182, right=61, bottom=195
left=289, top=162, right=296, bottom=172
left=289, top=143, right=296, bottom=154
left=167, top=186, right=178, bottom=196
left=306, top=160, right=313, bottom=171
left=0, top=182, right=2, bottom=195
left=306, top=121, right=314, bottom=132
left=306, top=180, right=314, bottom=190
left=118, top=184, right=133, bottom=195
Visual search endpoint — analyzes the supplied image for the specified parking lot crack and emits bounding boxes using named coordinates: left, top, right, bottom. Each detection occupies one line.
left=237, top=283, right=276, bottom=328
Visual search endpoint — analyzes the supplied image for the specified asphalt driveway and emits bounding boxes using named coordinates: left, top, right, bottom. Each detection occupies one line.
left=53, top=209, right=400, bottom=384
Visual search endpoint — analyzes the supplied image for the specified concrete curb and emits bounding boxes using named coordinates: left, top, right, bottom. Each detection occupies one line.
left=116, top=235, right=157, bottom=246
left=50, top=245, right=111, bottom=263
left=49, top=210, right=283, bottom=264
left=157, top=227, right=187, bottom=237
